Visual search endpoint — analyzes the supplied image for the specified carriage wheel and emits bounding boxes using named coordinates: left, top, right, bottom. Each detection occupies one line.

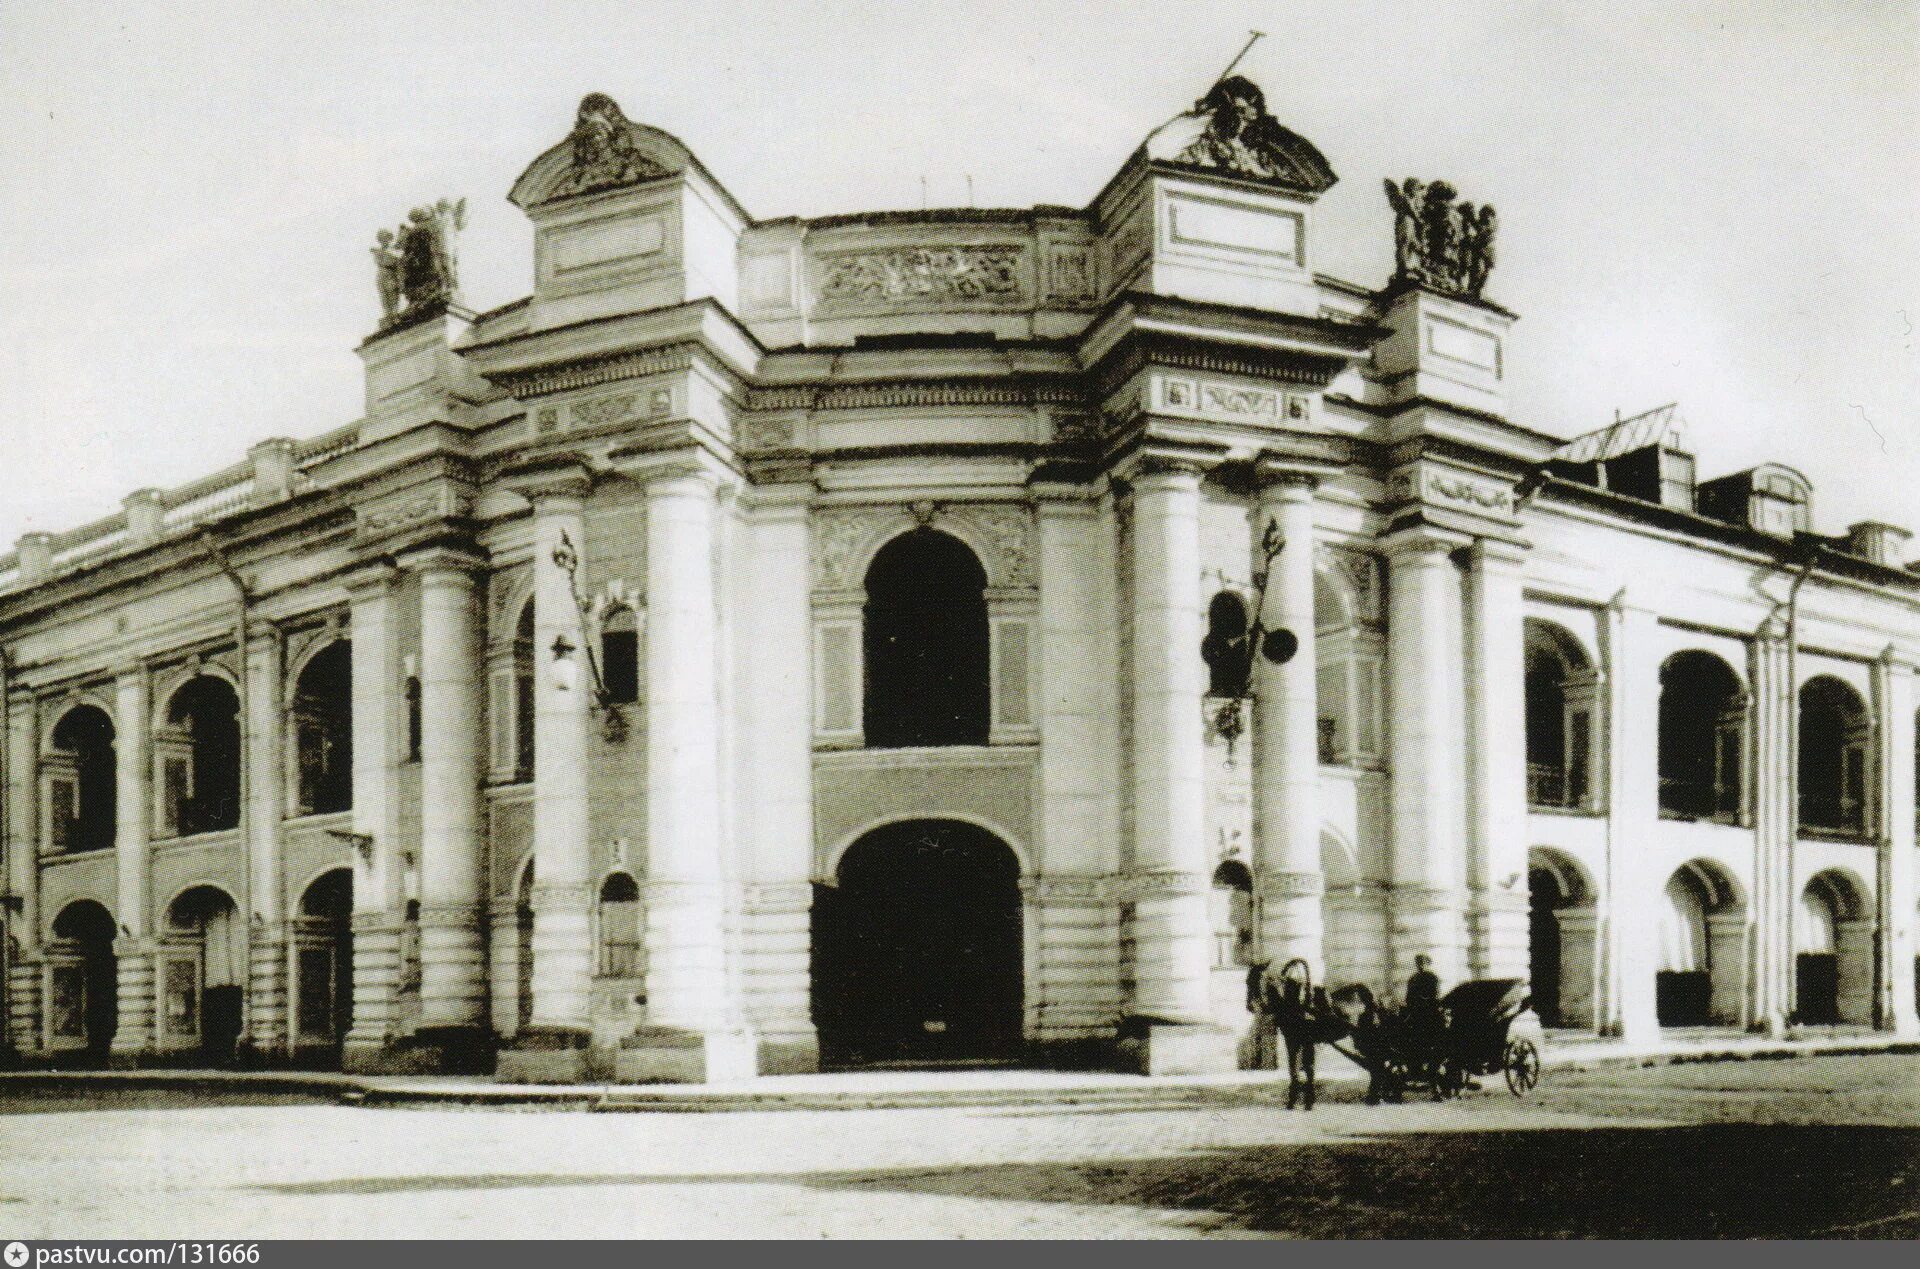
left=1503, top=1038, right=1541, bottom=1096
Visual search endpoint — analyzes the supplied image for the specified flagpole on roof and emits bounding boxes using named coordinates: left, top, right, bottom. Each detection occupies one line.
left=1212, top=30, right=1265, bottom=88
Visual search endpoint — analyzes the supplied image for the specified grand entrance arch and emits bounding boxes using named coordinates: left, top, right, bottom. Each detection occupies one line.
left=812, top=820, right=1023, bottom=1067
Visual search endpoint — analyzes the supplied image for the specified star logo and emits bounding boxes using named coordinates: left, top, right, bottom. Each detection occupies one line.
left=4, top=1241, right=28, bottom=1267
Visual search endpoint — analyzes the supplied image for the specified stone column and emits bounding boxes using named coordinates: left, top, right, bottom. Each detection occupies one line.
left=110, top=668, right=155, bottom=1063
left=1602, top=597, right=1662, bottom=1041
left=1749, top=631, right=1794, bottom=1033
left=412, top=549, right=489, bottom=1060
left=1385, top=530, right=1469, bottom=989
left=1465, top=539, right=1530, bottom=979
left=1252, top=474, right=1322, bottom=975
left=4, top=698, right=40, bottom=1052
left=343, top=564, right=403, bottom=1068
left=1034, top=487, right=1123, bottom=1046
left=521, top=479, right=595, bottom=1057
left=1873, top=651, right=1917, bottom=1034
left=632, top=463, right=755, bottom=1083
left=1125, top=461, right=1229, bottom=1072
left=735, top=487, right=817, bottom=1072
left=243, top=633, right=287, bottom=1060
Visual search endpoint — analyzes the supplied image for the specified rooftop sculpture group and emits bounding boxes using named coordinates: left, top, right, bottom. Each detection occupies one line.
left=1165, top=75, right=1338, bottom=196
left=372, top=198, right=466, bottom=324
left=1384, top=178, right=1497, bottom=299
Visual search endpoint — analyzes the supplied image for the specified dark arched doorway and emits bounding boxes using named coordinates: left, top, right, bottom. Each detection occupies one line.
left=161, top=885, right=244, bottom=1064
left=293, top=869, right=353, bottom=1063
left=813, top=820, right=1023, bottom=1067
left=48, top=900, right=118, bottom=1064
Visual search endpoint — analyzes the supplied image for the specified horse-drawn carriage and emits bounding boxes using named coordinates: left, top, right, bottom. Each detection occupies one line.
left=1323, top=977, right=1543, bottom=1102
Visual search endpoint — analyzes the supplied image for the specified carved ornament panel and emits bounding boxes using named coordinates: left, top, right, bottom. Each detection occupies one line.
left=815, top=246, right=1026, bottom=309
left=811, top=503, right=1036, bottom=591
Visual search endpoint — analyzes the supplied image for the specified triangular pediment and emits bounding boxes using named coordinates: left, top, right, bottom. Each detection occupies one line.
left=1142, top=76, right=1337, bottom=197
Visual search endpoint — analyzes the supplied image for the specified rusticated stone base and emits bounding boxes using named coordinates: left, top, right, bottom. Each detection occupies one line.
left=753, top=1034, right=820, bottom=1076
left=1114, top=1018, right=1238, bottom=1076
left=612, top=1026, right=759, bottom=1084
left=342, top=1025, right=495, bottom=1076
left=494, top=1025, right=592, bottom=1084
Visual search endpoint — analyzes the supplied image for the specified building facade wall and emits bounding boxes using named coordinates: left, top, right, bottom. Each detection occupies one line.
left=2, top=83, right=1916, bottom=1079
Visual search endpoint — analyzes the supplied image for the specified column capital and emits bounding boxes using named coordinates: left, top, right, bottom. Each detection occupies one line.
left=1119, top=454, right=1208, bottom=491
left=616, top=445, right=733, bottom=494
left=1470, top=536, right=1530, bottom=569
left=1252, top=464, right=1320, bottom=502
left=1380, top=526, right=1470, bottom=560
left=342, top=559, right=401, bottom=598
left=500, top=455, right=594, bottom=507
left=398, top=543, right=489, bottom=579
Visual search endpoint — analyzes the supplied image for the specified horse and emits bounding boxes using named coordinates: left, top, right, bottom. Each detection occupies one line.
left=1268, top=959, right=1345, bottom=1110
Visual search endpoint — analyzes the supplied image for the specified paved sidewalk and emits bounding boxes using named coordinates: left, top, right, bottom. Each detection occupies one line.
left=1, top=1029, right=1911, bottom=1111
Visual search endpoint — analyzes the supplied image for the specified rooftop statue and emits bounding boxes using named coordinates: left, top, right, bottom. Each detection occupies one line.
left=551, top=93, right=670, bottom=199
left=1384, top=177, right=1497, bottom=299
left=1148, top=74, right=1337, bottom=196
left=373, top=198, right=465, bottom=325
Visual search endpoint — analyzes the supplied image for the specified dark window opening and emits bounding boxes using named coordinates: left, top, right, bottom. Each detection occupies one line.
left=1525, top=622, right=1597, bottom=810
left=602, top=606, right=639, bottom=705
left=1201, top=591, right=1252, bottom=697
left=1659, top=651, right=1745, bottom=822
left=404, top=676, right=422, bottom=763
left=862, top=529, right=990, bottom=748
left=1800, top=676, right=1869, bottom=835
left=50, top=706, right=116, bottom=854
left=292, top=641, right=353, bottom=816
left=514, top=602, right=536, bottom=778
left=164, top=676, right=242, bottom=836
left=598, top=871, right=642, bottom=978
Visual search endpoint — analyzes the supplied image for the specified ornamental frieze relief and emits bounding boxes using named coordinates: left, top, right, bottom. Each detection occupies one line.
left=1045, top=246, right=1095, bottom=303
left=1389, top=464, right=1517, bottom=518
left=1156, top=373, right=1311, bottom=425
left=811, top=503, right=1036, bottom=591
left=815, top=246, right=1026, bottom=307
left=355, top=487, right=462, bottom=541
left=738, top=415, right=800, bottom=451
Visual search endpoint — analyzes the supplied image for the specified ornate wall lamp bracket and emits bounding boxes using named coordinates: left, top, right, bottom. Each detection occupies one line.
left=551, top=529, right=629, bottom=742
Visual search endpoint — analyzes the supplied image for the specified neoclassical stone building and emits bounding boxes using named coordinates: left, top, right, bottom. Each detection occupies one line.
left=1, top=79, right=1915, bottom=1081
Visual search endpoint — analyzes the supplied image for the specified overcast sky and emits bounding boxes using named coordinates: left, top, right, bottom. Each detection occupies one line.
left=1, top=1, right=1915, bottom=548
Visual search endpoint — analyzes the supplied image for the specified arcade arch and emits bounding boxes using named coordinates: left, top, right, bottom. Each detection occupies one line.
left=46, top=899, right=117, bottom=1061
left=1657, top=861, right=1746, bottom=1027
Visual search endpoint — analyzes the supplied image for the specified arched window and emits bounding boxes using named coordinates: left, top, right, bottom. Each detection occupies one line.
left=158, top=676, right=241, bottom=837
left=1316, top=570, right=1383, bottom=765
left=291, top=641, right=352, bottom=816
left=48, top=705, right=116, bottom=854
left=863, top=529, right=989, bottom=748
left=1201, top=591, right=1251, bottom=697
left=1209, top=860, right=1254, bottom=968
left=1525, top=621, right=1598, bottom=810
left=514, top=601, right=536, bottom=778
left=597, top=871, right=642, bottom=978
left=1800, top=676, right=1870, bottom=835
left=601, top=605, right=639, bottom=706
left=1659, top=652, right=1745, bottom=822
